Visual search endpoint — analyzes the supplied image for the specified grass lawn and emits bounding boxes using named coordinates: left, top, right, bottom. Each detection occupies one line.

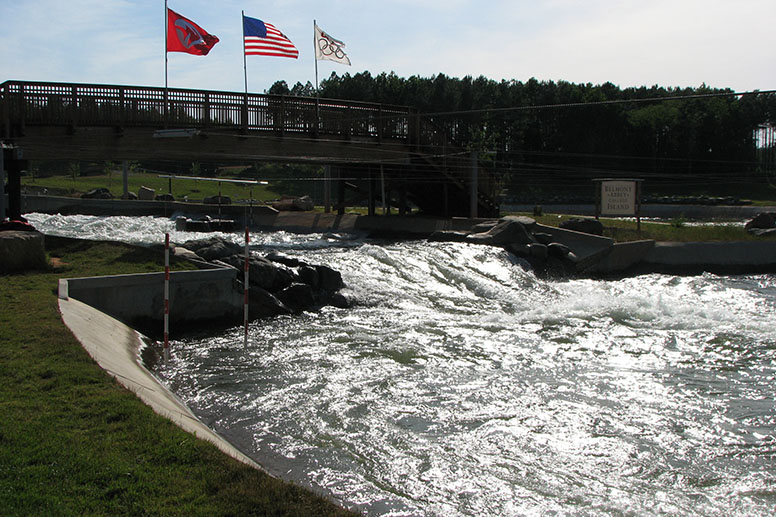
left=22, top=171, right=278, bottom=204
left=523, top=213, right=765, bottom=243
left=0, top=237, right=354, bottom=516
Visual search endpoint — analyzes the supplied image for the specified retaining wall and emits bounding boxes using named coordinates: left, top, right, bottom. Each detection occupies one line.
left=58, top=268, right=243, bottom=336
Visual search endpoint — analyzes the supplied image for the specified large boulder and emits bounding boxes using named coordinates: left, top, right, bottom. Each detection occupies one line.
left=316, top=264, right=344, bottom=292
left=182, top=237, right=242, bottom=261
left=82, top=187, right=113, bottom=199
left=276, top=283, right=316, bottom=313
left=271, top=195, right=315, bottom=212
left=137, top=186, right=156, bottom=200
left=745, top=212, right=776, bottom=231
left=248, top=287, right=292, bottom=318
left=559, top=217, right=604, bottom=236
left=466, top=216, right=536, bottom=246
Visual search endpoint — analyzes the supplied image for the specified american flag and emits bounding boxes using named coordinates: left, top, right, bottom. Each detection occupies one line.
left=243, top=15, right=298, bottom=59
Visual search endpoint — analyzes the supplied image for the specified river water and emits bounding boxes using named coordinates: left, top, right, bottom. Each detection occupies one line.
left=29, top=213, right=776, bottom=516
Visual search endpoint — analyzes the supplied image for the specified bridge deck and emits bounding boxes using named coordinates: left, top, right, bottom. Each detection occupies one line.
left=1, top=80, right=499, bottom=217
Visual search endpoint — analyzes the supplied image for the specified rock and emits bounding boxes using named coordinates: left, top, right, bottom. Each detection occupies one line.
left=745, top=212, right=776, bottom=231
left=180, top=239, right=346, bottom=315
left=266, top=251, right=303, bottom=267
left=137, top=186, right=156, bottom=200
left=82, top=187, right=113, bottom=199
left=155, top=193, right=174, bottom=201
left=533, top=232, right=554, bottom=245
left=182, top=236, right=242, bottom=261
left=203, top=195, right=231, bottom=205
left=528, top=243, right=548, bottom=260
left=749, top=228, right=776, bottom=237
left=172, top=246, right=201, bottom=262
left=428, top=230, right=469, bottom=243
left=503, top=242, right=530, bottom=257
left=248, top=287, right=292, bottom=318
left=465, top=232, right=496, bottom=245
left=276, top=283, right=316, bottom=312
left=559, top=217, right=604, bottom=236
left=327, top=292, right=350, bottom=309
left=501, top=215, right=538, bottom=229
left=271, top=195, right=314, bottom=212
left=470, top=221, right=498, bottom=233
left=481, top=217, right=536, bottom=246
left=294, top=195, right=315, bottom=211
left=0, top=230, right=47, bottom=273
left=316, top=265, right=344, bottom=292
left=298, top=265, right=320, bottom=289
left=122, top=191, right=138, bottom=200
left=547, top=242, right=571, bottom=259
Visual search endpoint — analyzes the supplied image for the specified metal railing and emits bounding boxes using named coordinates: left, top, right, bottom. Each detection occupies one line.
left=0, top=80, right=418, bottom=142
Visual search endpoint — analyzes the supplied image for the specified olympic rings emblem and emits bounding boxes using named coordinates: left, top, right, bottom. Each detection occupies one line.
left=318, top=35, right=347, bottom=60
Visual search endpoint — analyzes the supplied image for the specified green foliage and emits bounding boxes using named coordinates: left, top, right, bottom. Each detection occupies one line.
left=305, top=72, right=776, bottom=197
left=21, top=170, right=278, bottom=203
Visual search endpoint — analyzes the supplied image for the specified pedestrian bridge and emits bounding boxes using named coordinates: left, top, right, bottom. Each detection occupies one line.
left=1, top=80, right=499, bottom=217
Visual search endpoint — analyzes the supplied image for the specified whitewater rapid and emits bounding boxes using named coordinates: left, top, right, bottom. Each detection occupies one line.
left=28, top=213, right=776, bottom=516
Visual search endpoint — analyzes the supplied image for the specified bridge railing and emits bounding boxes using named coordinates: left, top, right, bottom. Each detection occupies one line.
left=0, top=80, right=417, bottom=142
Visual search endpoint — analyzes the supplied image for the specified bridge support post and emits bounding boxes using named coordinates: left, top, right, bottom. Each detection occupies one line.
left=368, top=168, right=376, bottom=217
left=323, top=165, right=331, bottom=214
left=2, top=147, right=24, bottom=221
left=470, top=151, right=478, bottom=219
left=0, top=144, right=5, bottom=220
left=122, top=160, right=129, bottom=200
left=337, top=167, right=346, bottom=216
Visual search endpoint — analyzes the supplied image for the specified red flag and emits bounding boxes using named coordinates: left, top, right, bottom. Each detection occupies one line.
left=167, top=8, right=219, bottom=55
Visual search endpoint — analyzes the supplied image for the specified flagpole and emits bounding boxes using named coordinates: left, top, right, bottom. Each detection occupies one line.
left=242, top=11, right=249, bottom=131
left=313, top=20, right=319, bottom=92
left=242, top=11, right=248, bottom=95
left=164, top=0, right=168, bottom=124
left=313, top=20, right=320, bottom=134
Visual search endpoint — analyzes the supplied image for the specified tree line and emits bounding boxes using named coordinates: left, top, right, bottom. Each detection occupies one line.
left=270, top=72, right=776, bottom=198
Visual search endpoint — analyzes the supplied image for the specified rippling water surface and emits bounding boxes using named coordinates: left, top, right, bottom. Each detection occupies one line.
left=30, top=213, right=776, bottom=516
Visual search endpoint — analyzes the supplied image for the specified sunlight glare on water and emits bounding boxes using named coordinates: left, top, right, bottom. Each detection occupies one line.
left=28, top=214, right=776, bottom=516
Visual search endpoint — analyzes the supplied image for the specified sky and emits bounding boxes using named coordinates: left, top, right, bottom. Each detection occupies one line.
left=1, top=0, right=775, bottom=96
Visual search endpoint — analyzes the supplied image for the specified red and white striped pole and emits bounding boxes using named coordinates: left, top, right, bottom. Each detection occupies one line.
left=164, top=232, right=170, bottom=361
left=243, top=227, right=250, bottom=349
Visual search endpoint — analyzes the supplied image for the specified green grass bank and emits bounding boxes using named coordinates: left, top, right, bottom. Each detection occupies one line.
left=0, top=237, right=354, bottom=516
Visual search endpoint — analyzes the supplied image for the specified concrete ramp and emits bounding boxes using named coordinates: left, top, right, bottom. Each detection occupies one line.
left=58, top=295, right=261, bottom=470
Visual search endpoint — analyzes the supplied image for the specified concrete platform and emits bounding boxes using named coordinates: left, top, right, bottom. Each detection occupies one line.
left=57, top=293, right=261, bottom=471
left=0, top=230, right=47, bottom=273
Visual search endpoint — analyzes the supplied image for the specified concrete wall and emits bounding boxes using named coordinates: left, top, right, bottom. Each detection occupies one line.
left=58, top=268, right=243, bottom=334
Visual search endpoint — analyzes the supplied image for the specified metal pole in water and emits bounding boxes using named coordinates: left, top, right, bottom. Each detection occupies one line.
left=243, top=227, right=250, bottom=349
left=164, top=233, right=170, bottom=362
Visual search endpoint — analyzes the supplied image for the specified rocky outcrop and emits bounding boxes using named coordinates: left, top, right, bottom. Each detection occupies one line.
left=430, top=215, right=617, bottom=278
left=179, top=237, right=347, bottom=317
